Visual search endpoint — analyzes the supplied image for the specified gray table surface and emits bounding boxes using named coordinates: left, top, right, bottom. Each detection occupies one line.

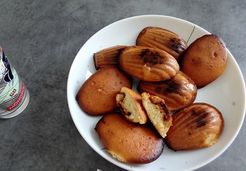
left=0, top=0, right=245, bottom=171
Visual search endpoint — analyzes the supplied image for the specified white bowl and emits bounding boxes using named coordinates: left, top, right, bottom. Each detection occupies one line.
left=67, top=15, right=246, bottom=171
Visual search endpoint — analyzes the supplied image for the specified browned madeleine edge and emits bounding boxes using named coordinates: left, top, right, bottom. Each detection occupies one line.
left=95, top=113, right=164, bottom=164
left=165, top=102, right=224, bottom=151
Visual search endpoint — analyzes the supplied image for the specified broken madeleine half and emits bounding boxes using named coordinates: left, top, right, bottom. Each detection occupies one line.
left=166, top=103, right=224, bottom=151
left=116, top=87, right=147, bottom=124
left=141, top=92, right=172, bottom=138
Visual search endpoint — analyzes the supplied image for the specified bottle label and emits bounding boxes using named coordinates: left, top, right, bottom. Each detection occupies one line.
left=0, top=48, right=26, bottom=114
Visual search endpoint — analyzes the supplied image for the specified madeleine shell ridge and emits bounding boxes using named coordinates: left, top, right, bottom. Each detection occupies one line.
left=166, top=103, right=224, bottom=150
left=119, top=46, right=179, bottom=82
left=138, top=71, right=197, bottom=111
left=136, top=27, right=187, bottom=59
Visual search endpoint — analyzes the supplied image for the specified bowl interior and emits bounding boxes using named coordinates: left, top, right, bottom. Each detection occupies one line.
left=67, top=15, right=246, bottom=171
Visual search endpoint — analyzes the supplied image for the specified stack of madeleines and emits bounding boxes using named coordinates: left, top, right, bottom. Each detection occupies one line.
left=76, top=26, right=226, bottom=164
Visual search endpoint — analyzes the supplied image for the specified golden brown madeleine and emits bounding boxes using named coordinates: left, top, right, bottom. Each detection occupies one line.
left=76, top=67, right=132, bottom=116
left=116, top=87, right=147, bottom=124
left=119, top=46, right=179, bottom=82
left=138, top=71, right=197, bottom=111
left=141, top=92, right=172, bottom=138
left=93, top=45, right=127, bottom=70
left=136, top=27, right=187, bottom=59
left=95, top=113, right=164, bottom=164
left=166, top=103, right=224, bottom=151
left=181, top=34, right=227, bottom=88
